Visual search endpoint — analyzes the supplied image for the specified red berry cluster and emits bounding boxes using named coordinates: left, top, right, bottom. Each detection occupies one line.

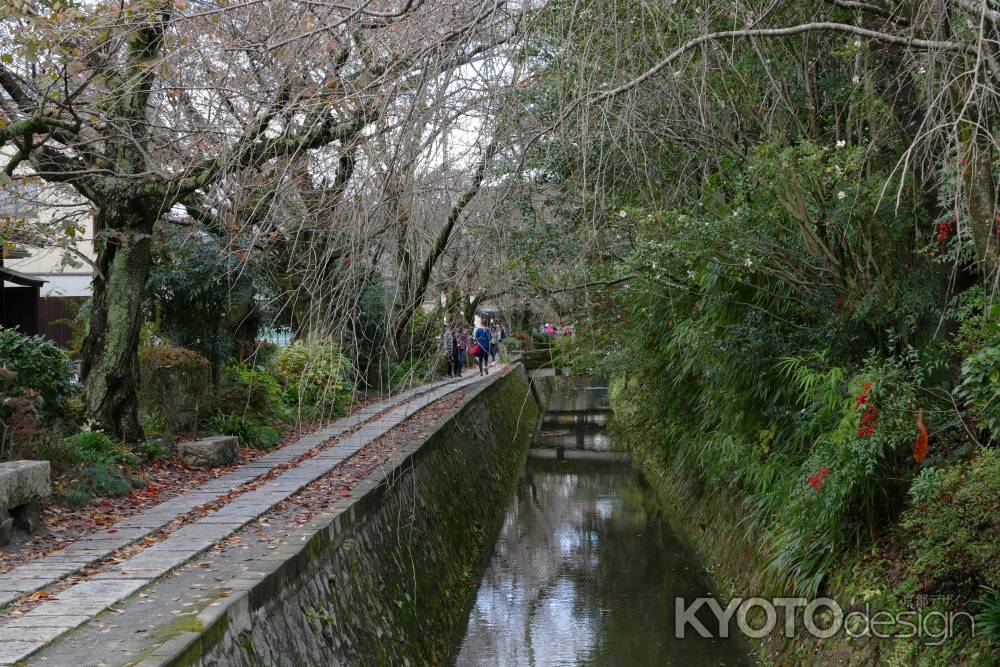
left=808, top=467, right=830, bottom=493
left=855, top=382, right=878, bottom=438
left=857, top=406, right=878, bottom=438
left=855, top=381, right=873, bottom=408
left=937, top=219, right=954, bottom=243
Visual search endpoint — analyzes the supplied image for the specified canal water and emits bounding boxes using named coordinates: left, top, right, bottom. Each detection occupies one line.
left=451, top=380, right=750, bottom=666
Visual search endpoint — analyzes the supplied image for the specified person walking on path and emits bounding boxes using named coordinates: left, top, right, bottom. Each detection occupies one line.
left=455, top=326, right=468, bottom=377
left=442, top=325, right=456, bottom=377
left=490, top=324, right=501, bottom=362
left=473, top=323, right=491, bottom=375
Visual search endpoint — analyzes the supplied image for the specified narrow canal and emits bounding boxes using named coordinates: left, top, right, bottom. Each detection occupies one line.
left=451, top=380, right=750, bottom=666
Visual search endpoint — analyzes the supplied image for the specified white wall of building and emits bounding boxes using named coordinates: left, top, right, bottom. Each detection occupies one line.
left=2, top=148, right=96, bottom=295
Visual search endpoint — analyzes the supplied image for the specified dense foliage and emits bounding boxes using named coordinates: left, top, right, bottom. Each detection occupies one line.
left=0, top=328, right=75, bottom=419
left=496, top=0, right=1000, bottom=660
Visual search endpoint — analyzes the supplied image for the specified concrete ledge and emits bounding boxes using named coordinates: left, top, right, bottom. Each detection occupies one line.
left=144, top=365, right=542, bottom=667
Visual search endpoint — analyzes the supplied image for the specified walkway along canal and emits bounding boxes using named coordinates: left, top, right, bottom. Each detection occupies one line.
left=451, top=379, right=751, bottom=666
left=12, top=368, right=750, bottom=665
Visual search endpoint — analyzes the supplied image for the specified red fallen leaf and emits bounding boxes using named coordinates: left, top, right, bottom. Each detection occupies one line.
left=107, top=528, right=118, bottom=534
left=914, top=408, right=929, bottom=464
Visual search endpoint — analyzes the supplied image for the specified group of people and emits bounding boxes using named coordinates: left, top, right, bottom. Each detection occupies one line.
left=442, top=322, right=507, bottom=377
left=541, top=322, right=572, bottom=337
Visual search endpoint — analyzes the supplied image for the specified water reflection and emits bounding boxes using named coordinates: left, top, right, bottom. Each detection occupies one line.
left=453, top=461, right=749, bottom=666
left=452, top=381, right=749, bottom=666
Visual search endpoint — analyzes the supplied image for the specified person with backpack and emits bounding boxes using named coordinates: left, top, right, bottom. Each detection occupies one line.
left=442, top=325, right=456, bottom=377
left=473, top=323, right=492, bottom=375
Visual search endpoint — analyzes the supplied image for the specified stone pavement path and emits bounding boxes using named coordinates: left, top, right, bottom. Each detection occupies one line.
left=0, top=369, right=492, bottom=665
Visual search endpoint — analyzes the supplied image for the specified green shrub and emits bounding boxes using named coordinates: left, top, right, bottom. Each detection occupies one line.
left=139, top=346, right=211, bottom=436
left=271, top=341, right=352, bottom=417
left=54, top=460, right=140, bottom=506
left=79, top=463, right=133, bottom=497
left=139, top=438, right=170, bottom=462
left=387, top=357, right=430, bottom=388
left=888, top=448, right=1000, bottom=600
left=768, top=357, right=919, bottom=595
left=957, top=345, right=1000, bottom=443
left=907, top=466, right=945, bottom=504
left=63, top=426, right=138, bottom=467
left=54, top=486, right=92, bottom=507
left=202, top=413, right=280, bottom=449
left=0, top=328, right=75, bottom=419
left=530, top=331, right=552, bottom=349
left=140, top=413, right=166, bottom=438
left=210, top=360, right=284, bottom=420
left=551, top=335, right=575, bottom=370
left=0, top=366, right=57, bottom=460
left=248, top=340, right=278, bottom=368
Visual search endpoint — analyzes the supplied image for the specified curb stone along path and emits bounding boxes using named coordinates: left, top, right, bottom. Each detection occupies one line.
left=0, top=371, right=490, bottom=665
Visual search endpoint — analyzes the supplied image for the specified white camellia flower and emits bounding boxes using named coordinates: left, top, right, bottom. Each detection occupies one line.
left=837, top=191, right=847, bottom=200
left=618, top=210, right=627, bottom=218
left=744, top=257, right=753, bottom=268
left=836, top=140, right=846, bottom=148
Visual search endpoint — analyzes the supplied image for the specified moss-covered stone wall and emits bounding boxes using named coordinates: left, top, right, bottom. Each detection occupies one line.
left=166, top=367, right=541, bottom=667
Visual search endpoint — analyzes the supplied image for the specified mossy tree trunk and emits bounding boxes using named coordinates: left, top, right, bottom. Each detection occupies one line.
left=74, top=5, right=170, bottom=443
left=80, top=201, right=157, bottom=442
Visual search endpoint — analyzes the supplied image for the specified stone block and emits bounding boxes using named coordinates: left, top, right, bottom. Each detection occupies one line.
left=0, top=461, right=50, bottom=509
left=0, top=461, right=50, bottom=546
left=177, top=436, right=239, bottom=469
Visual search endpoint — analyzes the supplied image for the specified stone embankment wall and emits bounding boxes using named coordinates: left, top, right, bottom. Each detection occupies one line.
left=159, top=367, right=543, bottom=667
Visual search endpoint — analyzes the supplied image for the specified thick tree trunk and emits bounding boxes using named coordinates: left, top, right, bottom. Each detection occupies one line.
left=80, top=203, right=156, bottom=443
